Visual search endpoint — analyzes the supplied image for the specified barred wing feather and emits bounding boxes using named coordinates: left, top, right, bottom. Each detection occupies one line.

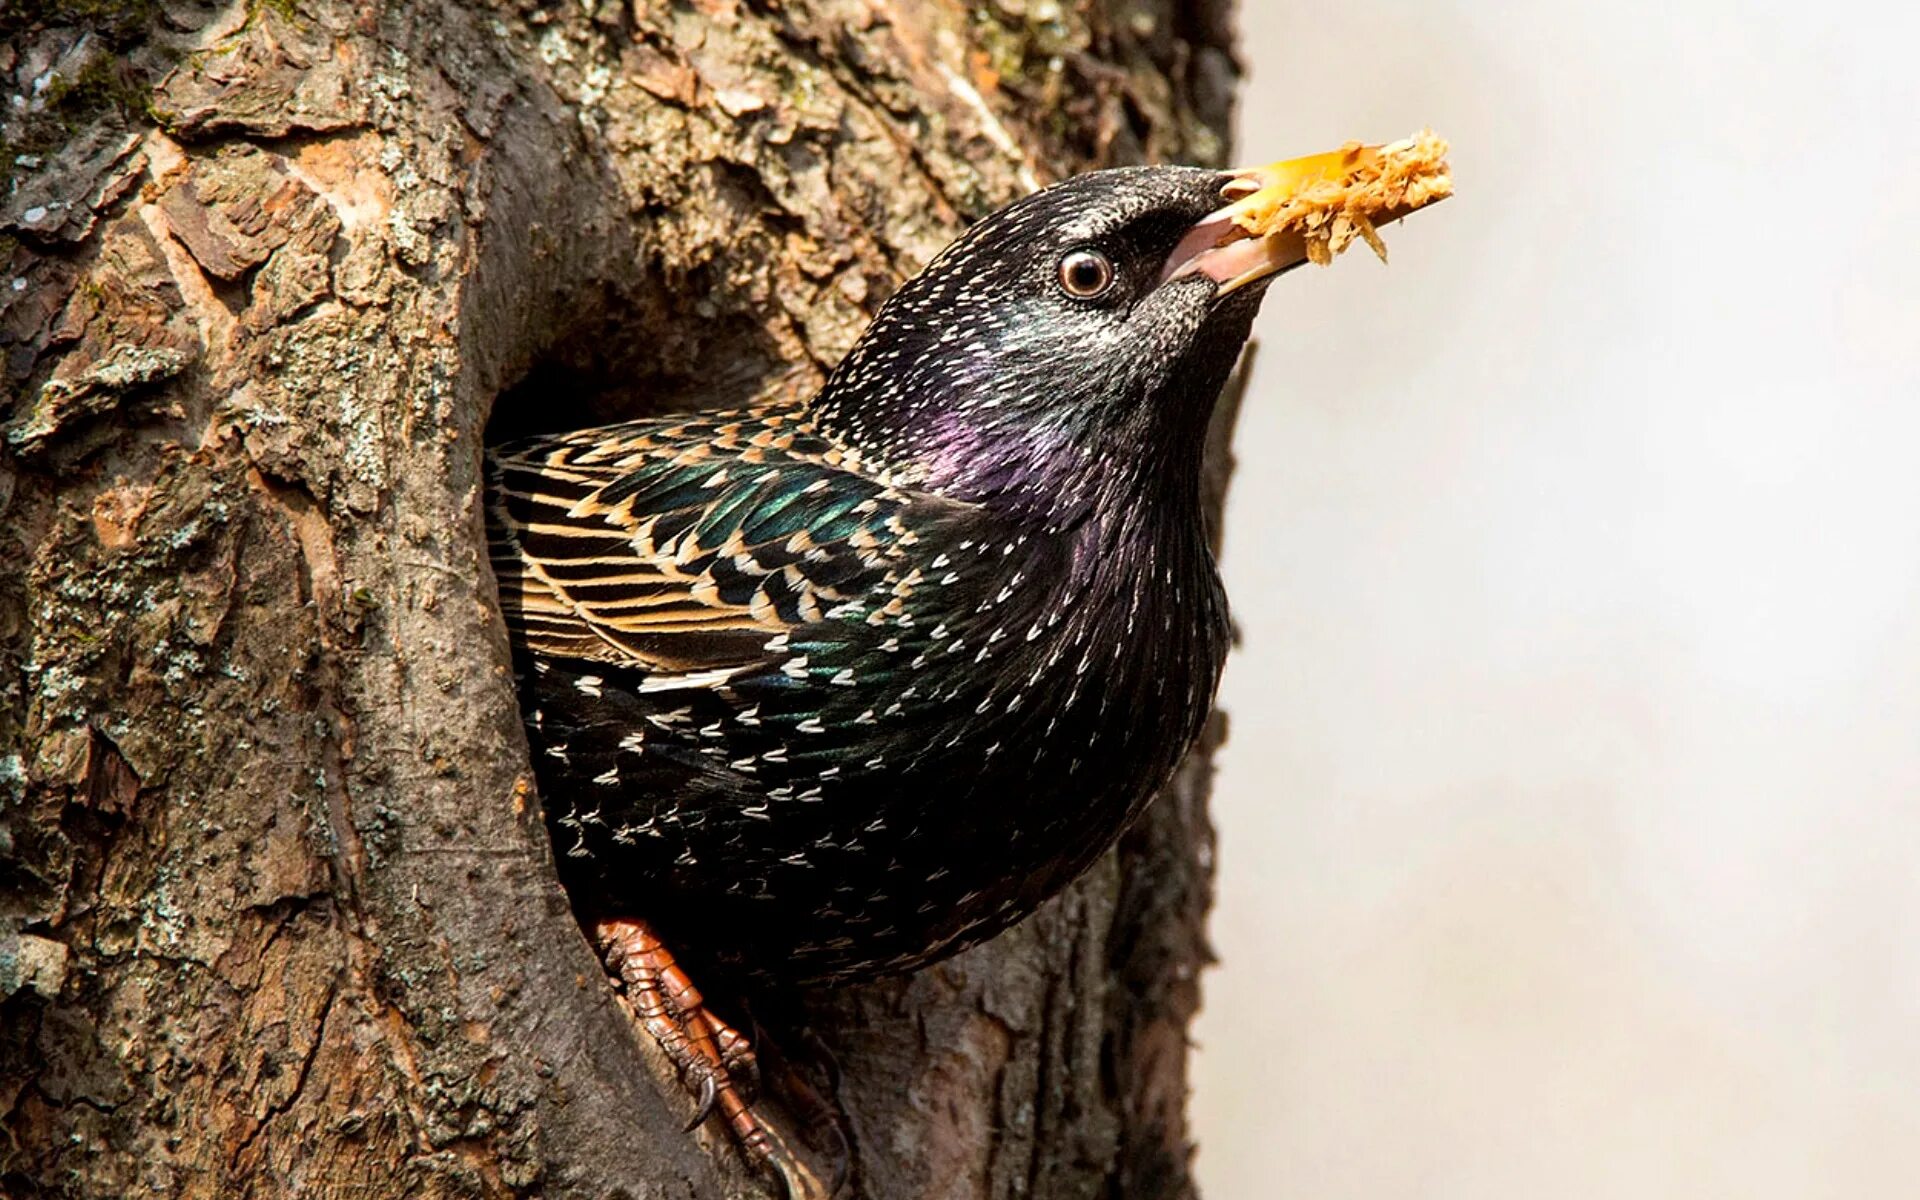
left=486, top=405, right=948, bottom=677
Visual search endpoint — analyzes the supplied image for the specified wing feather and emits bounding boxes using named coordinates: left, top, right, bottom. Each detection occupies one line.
left=487, top=404, right=957, bottom=676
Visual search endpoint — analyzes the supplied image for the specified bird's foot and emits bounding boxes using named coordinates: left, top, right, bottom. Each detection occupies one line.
left=593, top=916, right=767, bottom=1146
left=592, top=917, right=830, bottom=1198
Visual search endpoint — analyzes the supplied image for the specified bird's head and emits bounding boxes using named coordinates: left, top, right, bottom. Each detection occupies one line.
left=810, top=162, right=1321, bottom=524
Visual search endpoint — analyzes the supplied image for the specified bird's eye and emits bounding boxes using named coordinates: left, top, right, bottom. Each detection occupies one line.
left=1057, top=249, right=1115, bottom=299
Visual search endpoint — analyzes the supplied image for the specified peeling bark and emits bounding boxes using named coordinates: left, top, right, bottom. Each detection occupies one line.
left=1, top=2, right=1241, bottom=1196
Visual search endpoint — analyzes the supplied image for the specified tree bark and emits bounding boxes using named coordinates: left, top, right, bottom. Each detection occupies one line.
left=0, top=2, right=1241, bottom=1196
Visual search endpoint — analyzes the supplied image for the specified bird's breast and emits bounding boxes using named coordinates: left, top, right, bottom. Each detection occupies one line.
left=865, top=516, right=1228, bottom=833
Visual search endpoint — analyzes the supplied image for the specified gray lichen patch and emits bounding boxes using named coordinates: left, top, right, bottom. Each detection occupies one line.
left=7, top=343, right=189, bottom=454
left=3, top=199, right=200, bottom=455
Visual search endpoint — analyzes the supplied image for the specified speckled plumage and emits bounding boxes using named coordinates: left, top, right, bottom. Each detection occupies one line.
left=488, top=167, right=1271, bottom=986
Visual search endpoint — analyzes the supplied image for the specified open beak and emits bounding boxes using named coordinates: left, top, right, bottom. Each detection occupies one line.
left=1162, top=134, right=1453, bottom=296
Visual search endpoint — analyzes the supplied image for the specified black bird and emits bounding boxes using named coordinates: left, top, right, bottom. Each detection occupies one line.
left=486, top=150, right=1443, bottom=1166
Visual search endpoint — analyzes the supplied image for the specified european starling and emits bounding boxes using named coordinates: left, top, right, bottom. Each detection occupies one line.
left=486, top=145, right=1447, bottom=1167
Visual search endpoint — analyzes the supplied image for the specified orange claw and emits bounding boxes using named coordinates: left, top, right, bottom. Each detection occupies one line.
left=593, top=915, right=836, bottom=1196
left=593, top=917, right=783, bottom=1168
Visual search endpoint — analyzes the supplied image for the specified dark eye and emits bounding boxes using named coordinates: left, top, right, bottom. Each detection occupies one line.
left=1057, top=248, right=1115, bottom=299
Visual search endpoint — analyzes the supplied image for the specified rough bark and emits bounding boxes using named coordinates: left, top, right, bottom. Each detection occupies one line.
left=0, top=2, right=1240, bottom=1197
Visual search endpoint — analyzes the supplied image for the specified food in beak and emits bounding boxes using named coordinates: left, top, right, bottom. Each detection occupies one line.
left=1164, top=130, right=1453, bottom=294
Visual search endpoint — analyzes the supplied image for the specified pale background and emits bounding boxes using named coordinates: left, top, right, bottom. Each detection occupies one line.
left=1194, top=2, right=1920, bottom=1197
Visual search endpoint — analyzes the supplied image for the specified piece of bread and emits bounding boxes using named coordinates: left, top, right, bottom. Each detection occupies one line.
left=1222, top=130, right=1452, bottom=265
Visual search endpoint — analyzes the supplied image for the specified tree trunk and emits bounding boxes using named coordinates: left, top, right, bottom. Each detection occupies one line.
left=0, top=2, right=1241, bottom=1196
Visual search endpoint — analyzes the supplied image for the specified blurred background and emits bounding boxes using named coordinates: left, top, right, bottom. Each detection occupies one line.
left=1193, top=2, right=1920, bottom=1196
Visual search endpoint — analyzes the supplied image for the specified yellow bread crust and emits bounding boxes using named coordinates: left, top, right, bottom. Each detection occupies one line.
left=1226, top=130, right=1452, bottom=265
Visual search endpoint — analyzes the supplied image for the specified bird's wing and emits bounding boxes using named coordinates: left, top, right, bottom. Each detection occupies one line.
left=486, top=407, right=942, bottom=677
